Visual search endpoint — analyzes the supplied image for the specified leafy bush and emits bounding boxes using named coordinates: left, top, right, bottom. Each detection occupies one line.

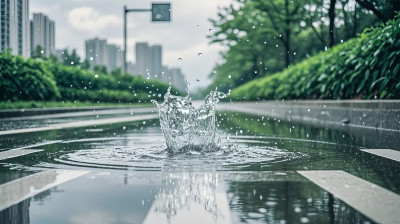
left=230, top=14, right=400, bottom=100
left=47, top=63, right=178, bottom=102
left=59, top=88, right=151, bottom=103
left=0, top=50, right=180, bottom=103
left=0, top=51, right=59, bottom=101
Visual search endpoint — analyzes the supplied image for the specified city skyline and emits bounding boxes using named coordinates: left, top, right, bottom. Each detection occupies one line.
left=31, top=13, right=55, bottom=57
left=30, top=0, right=232, bottom=89
left=0, top=0, right=30, bottom=57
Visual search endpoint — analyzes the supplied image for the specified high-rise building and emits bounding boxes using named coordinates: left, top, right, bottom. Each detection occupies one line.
left=0, top=0, right=30, bottom=57
left=85, top=37, right=108, bottom=69
left=135, top=42, right=150, bottom=76
left=107, top=44, right=123, bottom=72
left=30, top=13, right=55, bottom=57
left=150, top=45, right=162, bottom=78
left=161, top=66, right=186, bottom=91
left=169, top=68, right=186, bottom=91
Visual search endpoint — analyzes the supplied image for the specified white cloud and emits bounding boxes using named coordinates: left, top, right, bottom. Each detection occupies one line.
left=68, top=7, right=121, bottom=33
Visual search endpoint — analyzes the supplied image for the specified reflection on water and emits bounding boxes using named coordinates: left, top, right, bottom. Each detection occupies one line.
left=226, top=179, right=371, bottom=223
left=144, top=172, right=231, bottom=224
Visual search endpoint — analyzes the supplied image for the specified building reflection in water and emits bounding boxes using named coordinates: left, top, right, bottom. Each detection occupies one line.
left=144, top=172, right=232, bottom=224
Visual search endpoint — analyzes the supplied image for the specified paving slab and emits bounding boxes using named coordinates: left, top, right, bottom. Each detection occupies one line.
left=361, top=149, right=400, bottom=162
left=0, top=149, right=43, bottom=161
left=0, top=114, right=158, bottom=136
left=298, top=170, right=400, bottom=224
left=0, top=169, right=89, bottom=211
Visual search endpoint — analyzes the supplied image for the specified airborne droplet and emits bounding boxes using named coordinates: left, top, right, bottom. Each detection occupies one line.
left=178, top=58, right=182, bottom=60
left=198, top=53, right=202, bottom=56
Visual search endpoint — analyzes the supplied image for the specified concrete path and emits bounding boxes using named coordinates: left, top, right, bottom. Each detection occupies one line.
left=0, top=114, right=158, bottom=136
left=0, top=107, right=156, bottom=121
left=0, top=149, right=43, bottom=161
left=361, top=149, right=400, bottom=162
left=0, top=169, right=89, bottom=211
left=298, top=170, right=400, bottom=224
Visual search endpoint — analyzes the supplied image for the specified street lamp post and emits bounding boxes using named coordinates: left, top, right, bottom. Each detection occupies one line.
left=123, top=3, right=171, bottom=74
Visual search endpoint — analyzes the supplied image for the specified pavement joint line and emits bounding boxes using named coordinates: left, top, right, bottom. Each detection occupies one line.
left=361, top=149, right=400, bottom=162
left=13, top=140, right=62, bottom=150
left=0, top=114, right=158, bottom=136
left=297, top=170, right=400, bottom=224
left=0, top=149, right=43, bottom=161
left=0, top=169, right=90, bottom=212
left=0, top=107, right=156, bottom=121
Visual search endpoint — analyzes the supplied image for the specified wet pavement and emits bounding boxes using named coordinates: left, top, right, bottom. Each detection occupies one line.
left=0, top=104, right=399, bottom=224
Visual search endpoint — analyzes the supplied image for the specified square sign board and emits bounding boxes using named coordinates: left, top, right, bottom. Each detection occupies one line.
left=152, top=3, right=171, bottom=21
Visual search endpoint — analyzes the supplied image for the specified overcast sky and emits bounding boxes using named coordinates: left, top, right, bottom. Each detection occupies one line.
left=31, top=0, right=232, bottom=90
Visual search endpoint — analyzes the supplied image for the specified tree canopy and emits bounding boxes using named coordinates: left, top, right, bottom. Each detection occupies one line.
left=205, top=0, right=394, bottom=94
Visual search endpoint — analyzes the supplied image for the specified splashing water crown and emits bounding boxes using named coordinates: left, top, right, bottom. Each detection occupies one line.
left=152, top=87, right=228, bottom=153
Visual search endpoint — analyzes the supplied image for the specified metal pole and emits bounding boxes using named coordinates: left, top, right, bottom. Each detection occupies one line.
left=123, top=5, right=127, bottom=74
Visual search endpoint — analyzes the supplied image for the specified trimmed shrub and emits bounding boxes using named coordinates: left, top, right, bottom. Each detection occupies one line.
left=0, top=51, right=59, bottom=101
left=0, top=50, right=180, bottom=103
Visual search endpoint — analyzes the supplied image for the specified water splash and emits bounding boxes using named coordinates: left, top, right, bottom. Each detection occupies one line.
left=152, top=87, right=228, bottom=153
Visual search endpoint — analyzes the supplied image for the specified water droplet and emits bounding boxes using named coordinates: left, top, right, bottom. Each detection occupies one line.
left=209, top=28, right=213, bottom=32
left=123, top=126, right=126, bottom=130
left=196, top=25, right=200, bottom=28
left=70, top=61, right=74, bottom=65
left=89, top=57, right=93, bottom=61
left=198, top=53, right=202, bottom=56
left=293, top=52, right=296, bottom=55
left=276, top=45, right=279, bottom=47
left=324, top=46, right=328, bottom=51
left=228, top=75, right=231, bottom=79
left=40, top=50, right=44, bottom=54
left=178, top=58, right=182, bottom=60
left=95, top=74, right=99, bottom=78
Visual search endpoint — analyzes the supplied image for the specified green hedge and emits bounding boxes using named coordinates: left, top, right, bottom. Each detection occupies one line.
left=0, top=51, right=59, bottom=101
left=0, top=51, right=179, bottom=103
left=59, top=88, right=151, bottom=103
left=230, top=15, right=400, bottom=100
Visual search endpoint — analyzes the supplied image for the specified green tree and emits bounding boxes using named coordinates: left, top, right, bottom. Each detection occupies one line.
left=49, top=54, right=59, bottom=64
left=94, top=65, right=108, bottom=75
left=206, top=0, right=380, bottom=94
left=81, top=59, right=90, bottom=70
left=62, top=49, right=81, bottom=66
left=31, top=45, right=47, bottom=60
left=111, top=68, right=122, bottom=76
left=355, top=0, right=400, bottom=23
